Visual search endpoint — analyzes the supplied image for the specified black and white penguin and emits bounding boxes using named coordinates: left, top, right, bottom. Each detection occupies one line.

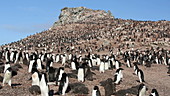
left=149, top=89, right=159, bottom=96
left=71, top=56, right=79, bottom=70
left=126, top=58, right=132, bottom=67
left=48, top=66, right=58, bottom=82
left=57, top=73, right=69, bottom=95
left=2, top=67, right=12, bottom=86
left=55, top=54, right=60, bottom=63
left=137, top=69, right=145, bottom=83
left=37, top=58, right=42, bottom=70
left=4, top=62, right=10, bottom=73
left=134, top=63, right=139, bottom=75
left=137, top=83, right=147, bottom=96
left=78, top=63, right=86, bottom=82
left=61, top=54, right=66, bottom=66
left=32, top=70, right=40, bottom=86
left=39, top=73, right=49, bottom=96
left=115, top=60, right=120, bottom=69
left=99, top=59, right=105, bottom=73
left=92, top=86, right=101, bottom=96
left=28, top=60, right=37, bottom=73
left=5, top=50, right=10, bottom=62
left=56, top=67, right=64, bottom=85
left=114, top=68, right=123, bottom=84
left=46, top=58, right=53, bottom=72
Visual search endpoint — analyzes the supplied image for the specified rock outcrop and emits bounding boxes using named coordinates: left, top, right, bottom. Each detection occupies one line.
left=53, top=7, right=114, bottom=27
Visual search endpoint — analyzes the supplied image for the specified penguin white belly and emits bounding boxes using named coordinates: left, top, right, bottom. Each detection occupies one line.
left=97, top=58, right=101, bottom=66
left=88, top=60, right=92, bottom=67
left=58, top=70, right=64, bottom=85
left=78, top=68, right=84, bottom=82
left=3, top=71, right=12, bottom=86
left=10, top=52, right=14, bottom=62
left=150, top=93, right=156, bottom=96
left=4, top=64, right=10, bottom=73
left=62, top=57, right=66, bottom=65
left=104, top=62, right=109, bottom=70
left=40, top=75, right=49, bottom=96
left=92, top=90, right=97, bottom=96
left=115, top=61, right=119, bottom=69
left=139, top=87, right=146, bottom=96
left=127, top=60, right=131, bottom=67
left=138, top=71, right=142, bottom=83
left=56, top=56, right=59, bottom=63
left=115, top=74, right=121, bottom=84
left=28, top=60, right=35, bottom=73
left=71, top=62, right=76, bottom=70
left=99, top=62, right=105, bottom=73
left=62, top=77, right=69, bottom=95
left=37, top=59, right=42, bottom=70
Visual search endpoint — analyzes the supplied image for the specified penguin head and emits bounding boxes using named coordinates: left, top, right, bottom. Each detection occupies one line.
left=93, top=86, right=99, bottom=90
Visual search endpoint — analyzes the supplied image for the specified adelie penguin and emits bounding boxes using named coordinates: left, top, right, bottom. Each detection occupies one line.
left=78, top=63, right=85, bottom=82
left=39, top=73, right=49, bottom=96
left=57, top=73, right=69, bottom=95
left=137, top=83, right=147, bottom=96
left=99, top=59, right=105, bottom=73
left=92, top=86, right=101, bottom=96
left=149, top=89, right=159, bottom=96
left=137, top=69, right=145, bottom=83
left=133, top=63, right=139, bottom=75
left=31, top=69, right=40, bottom=86
left=114, top=68, right=123, bottom=84
left=3, top=67, right=12, bottom=86
left=4, top=62, right=10, bottom=73
left=56, top=67, right=64, bottom=85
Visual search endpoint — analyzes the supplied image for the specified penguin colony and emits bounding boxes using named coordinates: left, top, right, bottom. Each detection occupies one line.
left=0, top=46, right=169, bottom=96
left=0, top=7, right=170, bottom=96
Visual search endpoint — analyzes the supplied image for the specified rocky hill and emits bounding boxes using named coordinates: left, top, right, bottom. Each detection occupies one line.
left=3, top=7, right=170, bottom=53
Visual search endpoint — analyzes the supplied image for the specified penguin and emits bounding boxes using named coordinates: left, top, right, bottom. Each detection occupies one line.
left=134, top=63, right=139, bottom=75
left=99, top=59, right=105, bottom=73
left=48, top=66, right=58, bottom=82
left=56, top=67, right=64, bottom=85
left=78, top=64, right=85, bottom=82
left=114, top=69, right=123, bottom=85
left=4, top=62, right=10, bottom=73
left=137, top=83, right=147, bottom=96
left=55, top=54, right=60, bottom=63
left=39, top=73, right=49, bottom=96
left=115, top=60, right=120, bottom=69
left=137, top=69, right=145, bottom=83
left=104, top=59, right=109, bottom=70
left=32, top=69, right=40, bottom=86
left=92, top=86, right=101, bottom=96
left=126, top=58, right=132, bottom=67
left=28, top=60, right=36, bottom=73
left=149, top=89, right=159, bottom=96
left=46, top=58, right=53, bottom=72
left=61, top=54, right=66, bottom=66
left=5, top=50, right=10, bottom=62
left=2, top=67, right=12, bottom=86
left=10, top=51, right=15, bottom=63
left=37, top=58, right=42, bottom=70
left=57, top=73, right=69, bottom=95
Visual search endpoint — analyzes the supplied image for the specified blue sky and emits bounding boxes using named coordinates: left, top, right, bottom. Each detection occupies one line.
left=0, top=0, right=170, bottom=45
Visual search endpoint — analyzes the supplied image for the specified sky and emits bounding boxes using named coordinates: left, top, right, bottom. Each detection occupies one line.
left=0, top=0, right=170, bottom=45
